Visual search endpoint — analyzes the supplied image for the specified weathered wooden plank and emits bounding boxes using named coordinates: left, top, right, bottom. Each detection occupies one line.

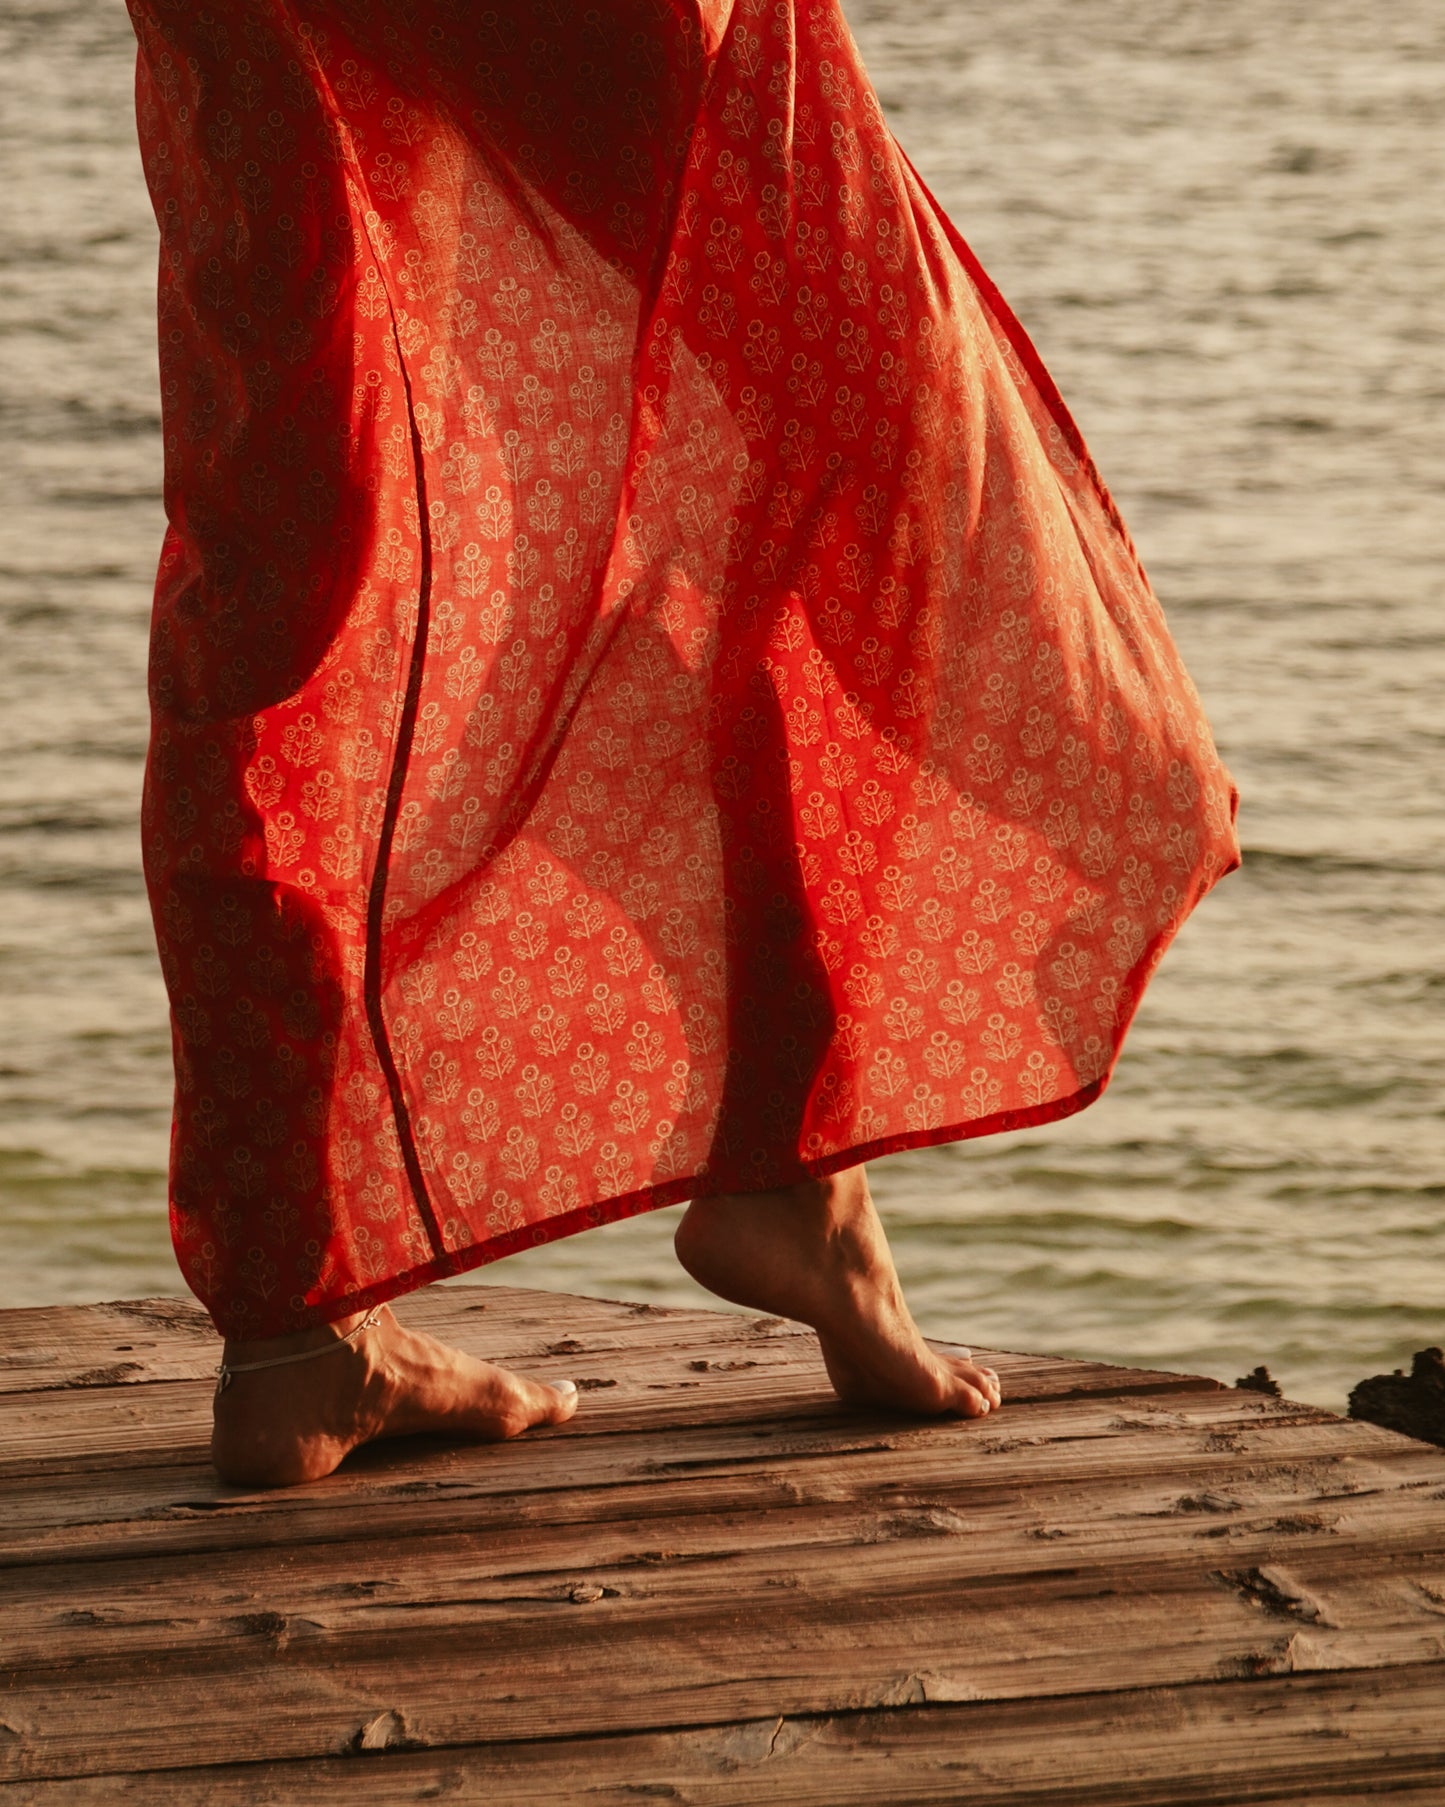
left=6, top=1667, right=1445, bottom=1806
left=4, top=1502, right=1445, bottom=1780
left=3, top=1663, right=1445, bottom=1801
left=0, top=1389, right=1427, bottom=1574
left=0, top=1285, right=673, bottom=1366
left=6, top=1496, right=1445, bottom=1681
left=6, top=1400, right=1444, bottom=1653
left=0, top=1284, right=1224, bottom=1407
left=0, top=1418, right=1423, bottom=1575
left=0, top=1288, right=762, bottom=1397
left=0, top=1287, right=805, bottom=1397
left=0, top=1384, right=1392, bottom=1573
left=0, top=1350, right=1235, bottom=1487
left=0, top=1300, right=212, bottom=1394
left=0, top=1288, right=766, bottom=1394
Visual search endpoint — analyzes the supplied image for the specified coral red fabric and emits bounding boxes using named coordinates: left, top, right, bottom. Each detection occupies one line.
left=127, top=0, right=1239, bottom=1337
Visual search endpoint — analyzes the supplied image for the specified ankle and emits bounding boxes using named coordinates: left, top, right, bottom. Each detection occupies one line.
left=221, top=1306, right=376, bottom=1365
left=798, top=1166, right=872, bottom=1225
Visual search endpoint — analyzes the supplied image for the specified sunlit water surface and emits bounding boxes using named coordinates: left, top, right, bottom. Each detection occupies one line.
left=0, top=0, right=1441, bottom=1410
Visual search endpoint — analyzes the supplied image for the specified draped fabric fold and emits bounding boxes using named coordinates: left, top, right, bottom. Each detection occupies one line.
left=127, top=0, right=1238, bottom=1337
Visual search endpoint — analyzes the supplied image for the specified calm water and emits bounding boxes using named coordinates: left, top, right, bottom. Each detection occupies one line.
left=1, top=0, right=1441, bottom=1409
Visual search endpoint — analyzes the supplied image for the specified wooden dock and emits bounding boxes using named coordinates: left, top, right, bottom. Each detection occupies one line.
left=2, top=1284, right=1444, bottom=1803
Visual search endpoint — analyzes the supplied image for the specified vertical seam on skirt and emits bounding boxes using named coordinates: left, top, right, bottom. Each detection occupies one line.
left=361, top=325, right=447, bottom=1262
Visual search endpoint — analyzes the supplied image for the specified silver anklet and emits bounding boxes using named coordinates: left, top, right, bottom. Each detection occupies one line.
left=215, top=1306, right=385, bottom=1394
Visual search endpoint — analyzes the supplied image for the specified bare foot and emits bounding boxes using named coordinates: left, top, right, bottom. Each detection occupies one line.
left=211, top=1304, right=578, bottom=1488
left=674, top=1166, right=1000, bottom=1419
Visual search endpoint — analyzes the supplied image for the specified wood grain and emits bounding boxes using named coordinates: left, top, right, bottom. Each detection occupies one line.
left=3, top=1670, right=1445, bottom=1806
left=1, top=1286, right=1441, bottom=1797
left=3, top=1394, right=1431, bottom=1570
left=0, top=1282, right=1225, bottom=1401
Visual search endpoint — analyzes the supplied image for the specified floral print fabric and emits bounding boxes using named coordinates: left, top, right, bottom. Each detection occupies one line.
left=127, top=0, right=1239, bottom=1337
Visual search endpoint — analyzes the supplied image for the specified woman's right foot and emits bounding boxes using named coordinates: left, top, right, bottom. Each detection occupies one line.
left=673, top=1166, right=1000, bottom=1418
left=211, top=1304, right=578, bottom=1489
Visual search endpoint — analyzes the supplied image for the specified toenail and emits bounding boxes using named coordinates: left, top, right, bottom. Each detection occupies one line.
left=554, top=1379, right=578, bottom=1396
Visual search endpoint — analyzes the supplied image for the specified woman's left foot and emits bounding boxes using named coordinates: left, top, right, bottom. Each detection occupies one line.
left=211, top=1305, right=577, bottom=1488
left=674, top=1166, right=1001, bottom=1419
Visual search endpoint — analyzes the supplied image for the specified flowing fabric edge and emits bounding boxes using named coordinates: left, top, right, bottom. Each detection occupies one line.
left=893, top=144, right=1141, bottom=563
left=219, top=860, right=1242, bottom=1337
left=231, top=1077, right=1101, bottom=1334
left=346, top=33, right=730, bottom=1271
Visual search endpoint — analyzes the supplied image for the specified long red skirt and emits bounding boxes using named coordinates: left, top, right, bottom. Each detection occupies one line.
left=126, top=0, right=1239, bottom=1337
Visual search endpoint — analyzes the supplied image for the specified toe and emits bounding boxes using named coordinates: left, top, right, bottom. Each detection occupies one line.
left=501, top=1375, right=580, bottom=1436
left=928, top=1343, right=1002, bottom=1408
left=478, top=1377, right=576, bottom=1440
left=940, top=1354, right=1000, bottom=1413
left=948, top=1377, right=992, bottom=1419
left=543, top=1378, right=581, bottom=1426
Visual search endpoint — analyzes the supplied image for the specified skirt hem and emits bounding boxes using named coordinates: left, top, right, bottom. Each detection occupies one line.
left=206, top=1073, right=1106, bottom=1337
